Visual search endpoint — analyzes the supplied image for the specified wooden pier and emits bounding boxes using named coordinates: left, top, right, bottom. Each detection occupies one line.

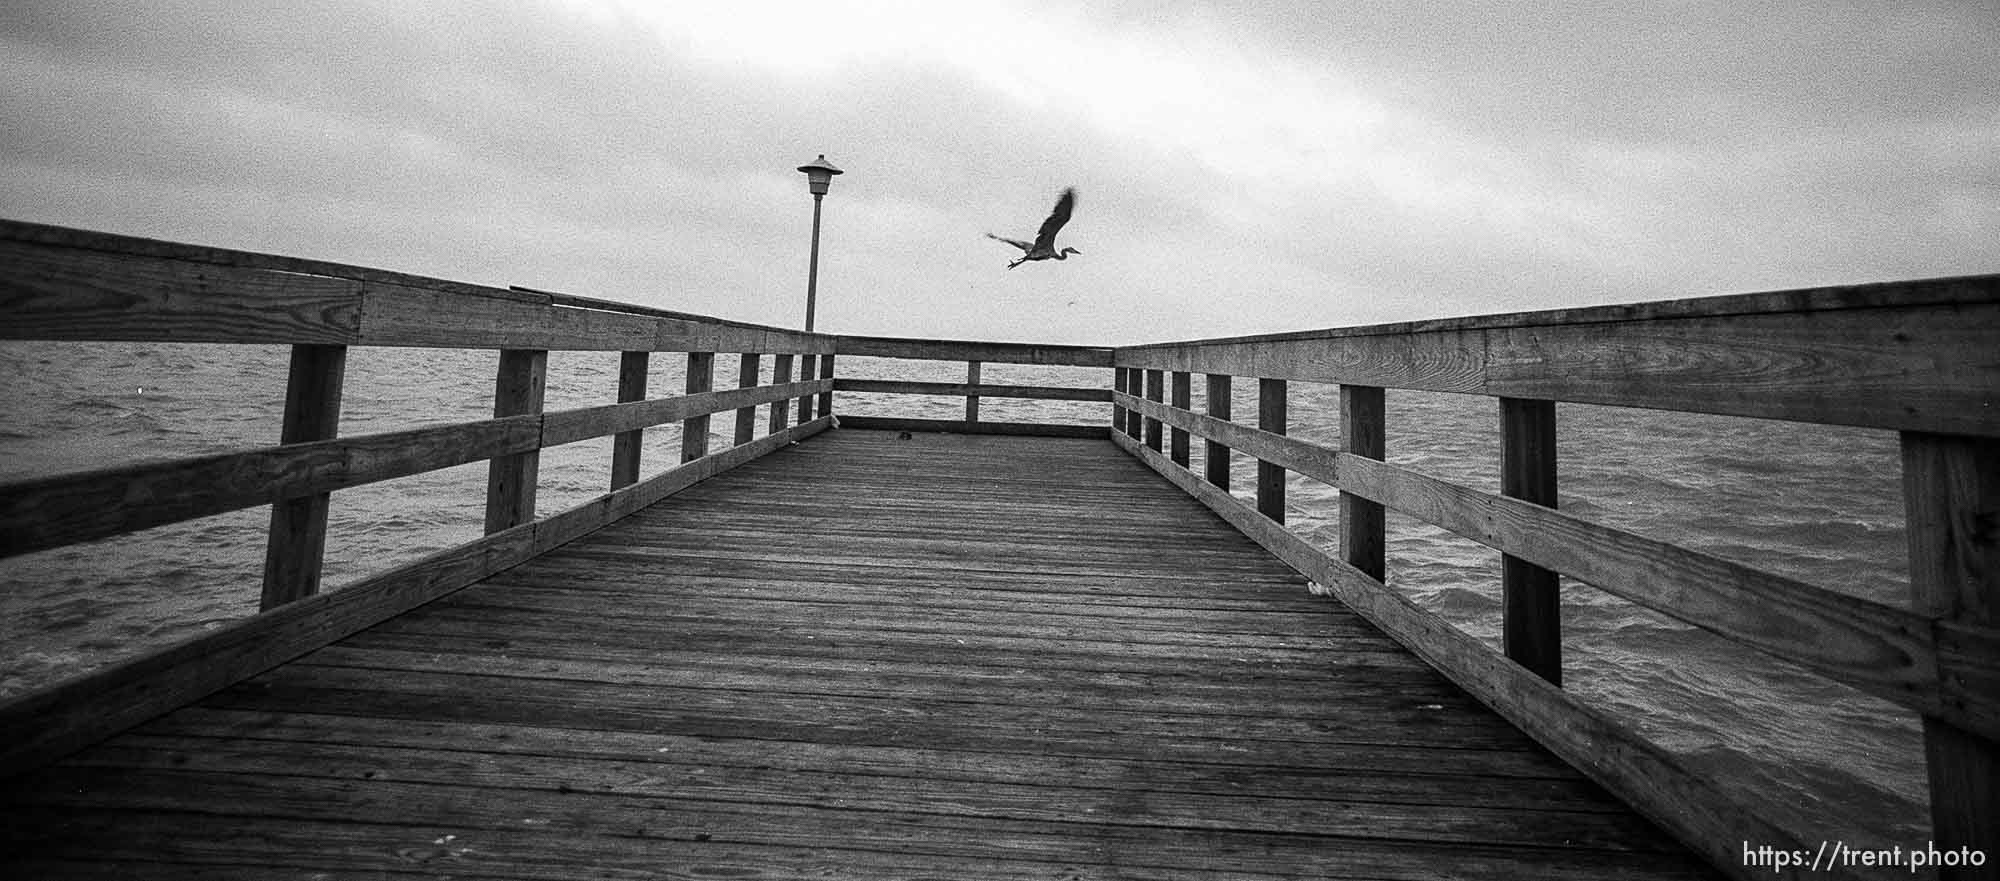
left=2, top=220, right=1996, bottom=879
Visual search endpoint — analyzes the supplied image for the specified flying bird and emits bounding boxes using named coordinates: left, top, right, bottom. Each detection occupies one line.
left=987, top=187, right=1080, bottom=270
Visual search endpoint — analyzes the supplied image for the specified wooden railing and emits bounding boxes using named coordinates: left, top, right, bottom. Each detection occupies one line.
left=1108, top=276, right=1999, bottom=880
left=829, top=335, right=1112, bottom=436
left=0, top=220, right=838, bottom=772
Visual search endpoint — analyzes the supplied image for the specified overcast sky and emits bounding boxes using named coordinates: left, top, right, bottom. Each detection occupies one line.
left=3, top=1, right=1994, bottom=344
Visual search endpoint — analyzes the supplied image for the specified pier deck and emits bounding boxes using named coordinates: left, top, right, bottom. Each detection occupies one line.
left=5, top=430, right=1717, bottom=878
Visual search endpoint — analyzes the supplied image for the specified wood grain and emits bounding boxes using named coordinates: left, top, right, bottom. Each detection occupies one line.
left=834, top=378, right=1109, bottom=402
left=259, top=344, right=347, bottom=610
left=833, top=335, right=1113, bottom=366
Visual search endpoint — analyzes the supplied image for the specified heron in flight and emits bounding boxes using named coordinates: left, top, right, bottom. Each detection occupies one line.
left=987, top=187, right=1080, bottom=270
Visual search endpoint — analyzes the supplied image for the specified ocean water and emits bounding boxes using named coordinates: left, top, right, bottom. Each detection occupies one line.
left=0, top=341, right=1926, bottom=849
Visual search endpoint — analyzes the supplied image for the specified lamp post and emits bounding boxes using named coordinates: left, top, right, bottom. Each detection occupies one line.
left=796, top=154, right=842, bottom=331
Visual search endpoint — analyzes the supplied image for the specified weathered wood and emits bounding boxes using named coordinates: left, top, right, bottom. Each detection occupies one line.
left=0, top=239, right=364, bottom=345
left=1206, top=373, right=1232, bottom=489
left=610, top=351, right=648, bottom=489
left=833, top=379, right=1109, bottom=402
left=816, top=353, right=835, bottom=418
left=1144, top=368, right=1165, bottom=451
left=833, top=334, right=1114, bottom=366
left=1170, top=371, right=1191, bottom=467
left=1112, top=367, right=1130, bottom=431
left=1903, top=432, right=2000, bottom=878
left=1343, top=385, right=1387, bottom=580
left=965, top=360, right=982, bottom=422
left=1, top=417, right=544, bottom=559
left=1116, top=392, right=1340, bottom=479
left=770, top=353, right=794, bottom=432
left=734, top=353, right=761, bottom=446
left=1500, top=397, right=1561, bottom=685
left=796, top=354, right=817, bottom=427
left=835, top=416, right=1106, bottom=439
left=1257, top=377, right=1286, bottom=523
left=1113, top=431, right=1803, bottom=881
left=681, top=351, right=714, bottom=464
left=1117, top=278, right=2000, bottom=437
left=260, top=344, right=347, bottom=611
left=0, top=417, right=831, bottom=780
left=539, top=380, right=829, bottom=448
left=483, top=350, right=547, bottom=534
left=3, top=430, right=1718, bottom=880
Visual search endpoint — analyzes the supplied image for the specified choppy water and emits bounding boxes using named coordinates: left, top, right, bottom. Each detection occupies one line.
left=0, top=340, right=1926, bottom=849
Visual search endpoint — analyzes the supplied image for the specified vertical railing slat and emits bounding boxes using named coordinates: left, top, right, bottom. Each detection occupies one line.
left=1340, top=385, right=1385, bottom=580
left=1902, top=432, right=1999, bottom=874
left=484, top=349, right=547, bottom=534
left=260, top=343, right=348, bottom=611
left=734, top=353, right=762, bottom=446
left=817, top=353, right=835, bottom=419
left=1113, top=367, right=1129, bottom=432
left=770, top=353, right=794, bottom=433
left=965, top=360, right=982, bottom=424
left=1501, top=397, right=1562, bottom=685
left=610, top=351, right=648, bottom=489
left=1256, top=378, right=1286, bottom=522
left=1205, top=374, right=1232, bottom=489
left=796, top=354, right=817, bottom=426
left=682, top=351, right=715, bottom=463
left=1169, top=371, right=1191, bottom=468
left=1144, top=368, right=1164, bottom=452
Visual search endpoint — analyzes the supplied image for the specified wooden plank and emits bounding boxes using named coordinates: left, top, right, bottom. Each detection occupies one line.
left=833, top=334, right=1114, bottom=366
left=259, top=344, right=347, bottom=610
left=733, top=353, right=761, bottom=446
left=816, top=352, right=835, bottom=419
left=796, top=354, right=817, bottom=427
left=1112, top=367, right=1129, bottom=431
left=1111, top=431, right=1816, bottom=881
left=0, top=238, right=363, bottom=345
left=965, top=360, right=981, bottom=422
left=483, top=349, right=546, bottom=534
left=610, top=351, right=648, bottom=488
left=0, top=416, right=543, bottom=559
left=1902, top=432, right=2000, bottom=876
left=681, top=351, right=714, bottom=464
left=834, top=416, right=1106, bottom=439
left=1118, top=286, right=2000, bottom=437
left=1206, top=373, right=1231, bottom=489
left=1257, top=377, right=1286, bottom=523
left=0, top=417, right=833, bottom=778
left=539, top=379, right=829, bottom=447
left=1500, top=397, right=1561, bottom=684
left=769, top=353, right=794, bottom=432
left=1342, top=385, right=1387, bottom=580
left=1170, top=370, right=1191, bottom=467
left=1144, top=368, right=1164, bottom=451
left=833, top=380, right=1109, bottom=402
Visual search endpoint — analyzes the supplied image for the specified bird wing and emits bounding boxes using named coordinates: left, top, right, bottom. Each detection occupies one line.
left=1031, top=188, right=1076, bottom=251
left=985, top=232, right=1032, bottom=252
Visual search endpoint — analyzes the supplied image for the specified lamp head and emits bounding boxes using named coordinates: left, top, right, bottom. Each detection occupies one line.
left=797, top=154, right=843, bottom=196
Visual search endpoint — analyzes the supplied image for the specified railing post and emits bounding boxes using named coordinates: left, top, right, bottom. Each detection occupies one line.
left=1500, top=397, right=1562, bottom=685
left=1902, top=432, right=1999, bottom=877
left=770, top=353, right=794, bottom=432
left=1205, top=374, right=1231, bottom=489
left=1112, top=367, right=1129, bottom=432
left=1340, top=385, right=1385, bottom=580
left=1125, top=370, right=1143, bottom=439
left=1257, top=378, right=1286, bottom=522
left=734, top=353, right=761, bottom=446
left=796, top=354, right=817, bottom=426
left=817, top=353, right=835, bottom=418
left=610, top=351, right=648, bottom=489
left=1169, top=371, right=1191, bottom=468
left=484, top=349, right=547, bottom=534
left=682, top=351, right=714, bottom=463
left=260, top=343, right=347, bottom=611
left=966, top=359, right=982, bottom=424
left=1144, top=368, right=1164, bottom=452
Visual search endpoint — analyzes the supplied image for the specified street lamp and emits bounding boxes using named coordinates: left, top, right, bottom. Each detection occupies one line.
left=796, top=154, right=842, bottom=331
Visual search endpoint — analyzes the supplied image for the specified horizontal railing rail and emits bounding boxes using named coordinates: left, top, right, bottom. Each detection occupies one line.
left=1107, top=274, right=2000, bottom=881
left=0, top=220, right=841, bottom=774
left=830, top=334, right=1112, bottom=437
